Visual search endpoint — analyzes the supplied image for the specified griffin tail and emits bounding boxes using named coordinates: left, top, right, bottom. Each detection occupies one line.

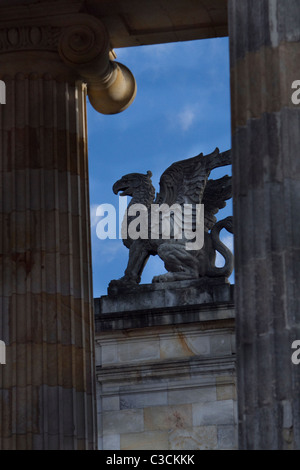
left=207, top=216, right=234, bottom=278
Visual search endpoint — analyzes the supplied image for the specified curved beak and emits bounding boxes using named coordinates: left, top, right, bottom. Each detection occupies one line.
left=112, top=181, right=120, bottom=195
left=113, top=179, right=129, bottom=196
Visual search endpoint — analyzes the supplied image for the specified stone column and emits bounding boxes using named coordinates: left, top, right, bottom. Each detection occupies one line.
left=0, top=6, right=136, bottom=449
left=228, top=0, right=300, bottom=449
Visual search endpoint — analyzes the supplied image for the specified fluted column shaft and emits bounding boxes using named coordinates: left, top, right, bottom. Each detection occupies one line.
left=229, top=0, right=300, bottom=449
left=0, top=3, right=137, bottom=448
left=0, top=69, right=96, bottom=449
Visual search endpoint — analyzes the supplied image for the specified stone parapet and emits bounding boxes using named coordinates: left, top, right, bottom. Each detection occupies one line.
left=97, top=278, right=234, bottom=315
left=95, top=281, right=237, bottom=450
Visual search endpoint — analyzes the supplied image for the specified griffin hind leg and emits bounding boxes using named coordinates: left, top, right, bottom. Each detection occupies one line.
left=153, top=243, right=199, bottom=283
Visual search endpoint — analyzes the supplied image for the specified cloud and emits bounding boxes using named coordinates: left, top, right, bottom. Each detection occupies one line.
left=90, top=204, right=100, bottom=228
left=177, top=106, right=196, bottom=131
left=141, top=255, right=167, bottom=284
left=90, top=204, right=125, bottom=262
left=215, top=232, right=234, bottom=267
left=221, top=232, right=234, bottom=252
left=100, top=240, right=125, bottom=263
left=93, top=238, right=125, bottom=263
left=116, top=43, right=176, bottom=64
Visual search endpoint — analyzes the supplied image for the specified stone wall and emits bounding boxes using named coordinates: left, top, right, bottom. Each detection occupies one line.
left=94, top=281, right=237, bottom=450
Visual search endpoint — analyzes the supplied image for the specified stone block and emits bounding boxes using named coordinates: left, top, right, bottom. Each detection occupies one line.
left=144, top=404, right=192, bottom=431
left=103, top=409, right=144, bottom=435
left=101, top=344, right=117, bottom=365
left=217, top=425, right=237, bottom=449
left=159, top=336, right=192, bottom=359
left=168, top=386, right=216, bottom=405
left=95, top=345, right=102, bottom=364
left=210, top=333, right=233, bottom=355
left=120, top=391, right=168, bottom=409
left=230, top=332, right=236, bottom=354
left=169, top=426, right=218, bottom=450
left=103, top=434, right=120, bottom=450
left=216, top=384, right=236, bottom=401
left=160, top=334, right=210, bottom=359
left=121, top=431, right=169, bottom=450
left=184, top=334, right=211, bottom=356
left=117, top=339, right=160, bottom=363
left=102, top=396, right=120, bottom=411
left=282, top=399, right=293, bottom=429
left=192, top=400, right=235, bottom=426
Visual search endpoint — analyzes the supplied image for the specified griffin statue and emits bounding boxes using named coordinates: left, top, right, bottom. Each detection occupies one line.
left=109, top=147, right=233, bottom=292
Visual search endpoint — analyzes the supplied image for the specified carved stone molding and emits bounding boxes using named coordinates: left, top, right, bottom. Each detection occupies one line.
left=57, top=15, right=137, bottom=114
left=0, top=26, right=61, bottom=53
left=59, top=17, right=109, bottom=72
left=0, top=10, right=137, bottom=115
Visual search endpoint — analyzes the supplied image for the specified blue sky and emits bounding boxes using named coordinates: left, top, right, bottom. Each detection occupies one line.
left=88, top=37, right=232, bottom=298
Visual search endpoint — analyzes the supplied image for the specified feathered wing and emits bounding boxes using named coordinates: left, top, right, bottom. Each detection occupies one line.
left=155, top=153, right=208, bottom=206
left=202, top=175, right=232, bottom=232
left=153, top=148, right=231, bottom=240
left=155, top=147, right=231, bottom=206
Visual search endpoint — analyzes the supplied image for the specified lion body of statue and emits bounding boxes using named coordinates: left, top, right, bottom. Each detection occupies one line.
left=109, top=148, right=233, bottom=290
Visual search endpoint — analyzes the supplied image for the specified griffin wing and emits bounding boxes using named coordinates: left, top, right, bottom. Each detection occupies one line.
left=202, top=175, right=232, bottom=231
left=153, top=148, right=231, bottom=240
left=155, top=147, right=231, bottom=206
left=155, top=152, right=208, bottom=206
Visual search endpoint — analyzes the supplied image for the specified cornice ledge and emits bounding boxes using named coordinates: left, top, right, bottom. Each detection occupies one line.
left=0, top=1, right=84, bottom=25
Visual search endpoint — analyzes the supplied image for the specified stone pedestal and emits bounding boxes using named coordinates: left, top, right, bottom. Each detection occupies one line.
left=229, top=0, right=300, bottom=449
left=99, top=277, right=233, bottom=314
left=95, top=281, right=237, bottom=450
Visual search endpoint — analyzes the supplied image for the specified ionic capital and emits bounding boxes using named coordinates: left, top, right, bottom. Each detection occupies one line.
left=0, top=8, right=136, bottom=114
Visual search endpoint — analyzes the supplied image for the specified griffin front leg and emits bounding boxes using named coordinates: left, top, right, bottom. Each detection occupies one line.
left=123, top=239, right=150, bottom=284
left=109, top=239, right=150, bottom=292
